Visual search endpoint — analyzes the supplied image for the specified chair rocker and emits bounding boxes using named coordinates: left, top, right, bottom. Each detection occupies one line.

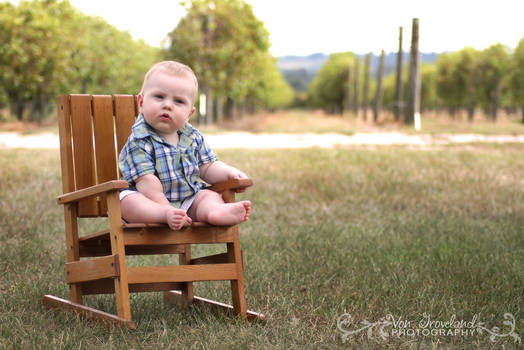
left=43, top=94, right=264, bottom=329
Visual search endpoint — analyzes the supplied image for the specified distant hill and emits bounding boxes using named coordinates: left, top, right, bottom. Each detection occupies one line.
left=277, top=53, right=329, bottom=73
left=278, top=52, right=440, bottom=91
left=377, top=52, right=439, bottom=76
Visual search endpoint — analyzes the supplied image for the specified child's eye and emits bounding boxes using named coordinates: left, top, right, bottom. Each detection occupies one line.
left=154, top=94, right=164, bottom=99
left=175, top=99, right=185, bottom=104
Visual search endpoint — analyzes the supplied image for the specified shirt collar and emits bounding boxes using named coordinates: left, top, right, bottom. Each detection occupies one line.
left=132, top=114, right=194, bottom=146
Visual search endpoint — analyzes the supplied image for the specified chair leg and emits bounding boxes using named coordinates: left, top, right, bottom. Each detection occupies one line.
left=64, top=204, right=83, bottom=304
left=165, top=244, right=194, bottom=306
left=113, top=277, right=131, bottom=321
left=69, top=284, right=83, bottom=304
left=163, top=228, right=264, bottom=322
left=107, top=193, right=132, bottom=321
left=46, top=200, right=135, bottom=328
left=227, top=228, right=247, bottom=318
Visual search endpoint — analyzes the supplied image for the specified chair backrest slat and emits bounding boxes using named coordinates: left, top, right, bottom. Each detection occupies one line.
left=92, top=95, right=118, bottom=216
left=57, top=95, right=75, bottom=195
left=70, top=94, right=99, bottom=216
left=114, top=95, right=138, bottom=155
left=57, top=94, right=138, bottom=218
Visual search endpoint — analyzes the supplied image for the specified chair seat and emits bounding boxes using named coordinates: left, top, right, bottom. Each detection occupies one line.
left=79, top=222, right=237, bottom=257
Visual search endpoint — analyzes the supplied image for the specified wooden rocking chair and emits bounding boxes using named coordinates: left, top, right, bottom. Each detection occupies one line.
left=43, top=94, right=264, bottom=329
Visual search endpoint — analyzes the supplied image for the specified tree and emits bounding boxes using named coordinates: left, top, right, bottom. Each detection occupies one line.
left=0, top=0, right=75, bottom=120
left=244, top=52, right=294, bottom=111
left=419, top=63, right=438, bottom=112
left=454, top=47, right=481, bottom=120
left=166, top=0, right=274, bottom=121
left=66, top=15, right=160, bottom=95
left=0, top=0, right=160, bottom=121
left=435, top=48, right=480, bottom=120
left=307, top=52, right=355, bottom=114
left=477, top=44, right=512, bottom=120
left=436, top=52, right=463, bottom=117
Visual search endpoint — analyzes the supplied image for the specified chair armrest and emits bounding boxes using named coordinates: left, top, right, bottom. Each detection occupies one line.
left=57, top=180, right=129, bottom=204
left=209, top=178, right=253, bottom=193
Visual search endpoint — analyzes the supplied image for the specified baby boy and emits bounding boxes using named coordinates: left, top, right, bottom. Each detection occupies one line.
left=118, top=61, right=251, bottom=230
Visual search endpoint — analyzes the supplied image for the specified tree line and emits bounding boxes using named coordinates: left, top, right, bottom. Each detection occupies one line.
left=0, top=0, right=293, bottom=122
left=3, top=0, right=522, bottom=124
left=307, top=39, right=524, bottom=123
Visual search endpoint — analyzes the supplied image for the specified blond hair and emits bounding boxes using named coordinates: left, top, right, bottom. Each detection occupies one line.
left=140, top=61, right=199, bottom=103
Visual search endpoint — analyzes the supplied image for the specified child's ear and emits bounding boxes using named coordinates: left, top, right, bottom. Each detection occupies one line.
left=137, top=94, right=144, bottom=108
left=189, top=107, right=195, bottom=118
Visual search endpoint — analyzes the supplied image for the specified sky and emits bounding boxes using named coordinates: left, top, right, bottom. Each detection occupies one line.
left=67, top=0, right=524, bottom=56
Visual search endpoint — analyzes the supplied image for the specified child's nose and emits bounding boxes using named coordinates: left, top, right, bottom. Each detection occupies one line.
left=162, top=100, right=173, bottom=109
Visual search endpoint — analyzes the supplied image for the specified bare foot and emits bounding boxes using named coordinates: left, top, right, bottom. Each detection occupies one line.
left=207, top=200, right=251, bottom=226
left=165, top=207, right=192, bottom=230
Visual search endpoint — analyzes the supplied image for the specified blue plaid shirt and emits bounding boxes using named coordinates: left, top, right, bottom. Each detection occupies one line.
left=118, top=114, right=217, bottom=208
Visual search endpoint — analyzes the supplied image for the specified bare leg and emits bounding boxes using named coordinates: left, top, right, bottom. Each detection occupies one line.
left=121, top=193, right=192, bottom=230
left=188, top=190, right=250, bottom=226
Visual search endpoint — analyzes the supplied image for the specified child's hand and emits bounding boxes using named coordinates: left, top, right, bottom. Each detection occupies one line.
left=165, top=207, right=192, bottom=230
left=229, top=168, right=248, bottom=180
left=229, top=168, right=248, bottom=192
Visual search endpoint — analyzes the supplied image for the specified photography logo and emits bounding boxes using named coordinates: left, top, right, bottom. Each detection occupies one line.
left=337, top=312, right=521, bottom=345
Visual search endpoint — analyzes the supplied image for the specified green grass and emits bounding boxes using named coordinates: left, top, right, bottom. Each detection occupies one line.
left=0, top=145, right=523, bottom=349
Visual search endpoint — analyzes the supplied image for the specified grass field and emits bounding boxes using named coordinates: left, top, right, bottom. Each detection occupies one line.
left=0, top=141, right=522, bottom=349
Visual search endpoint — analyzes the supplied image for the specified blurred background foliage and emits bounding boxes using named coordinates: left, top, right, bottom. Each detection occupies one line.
left=308, top=40, right=524, bottom=122
left=0, top=0, right=523, bottom=123
left=167, top=0, right=293, bottom=122
left=0, top=0, right=293, bottom=122
left=0, top=0, right=161, bottom=121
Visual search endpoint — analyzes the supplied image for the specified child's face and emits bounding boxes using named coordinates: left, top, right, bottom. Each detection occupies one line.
left=139, top=71, right=196, bottom=138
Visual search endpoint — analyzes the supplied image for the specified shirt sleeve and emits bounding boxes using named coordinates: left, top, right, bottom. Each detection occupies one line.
left=118, top=137, right=156, bottom=186
left=194, top=131, right=218, bottom=166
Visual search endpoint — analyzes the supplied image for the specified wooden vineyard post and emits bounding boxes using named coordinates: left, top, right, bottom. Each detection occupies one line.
left=395, top=26, right=404, bottom=121
left=373, top=50, right=385, bottom=123
left=344, top=65, right=353, bottom=117
left=362, top=53, right=372, bottom=122
left=406, top=18, right=421, bottom=129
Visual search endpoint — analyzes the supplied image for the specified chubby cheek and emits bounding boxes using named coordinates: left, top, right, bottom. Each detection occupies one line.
left=143, top=102, right=159, bottom=117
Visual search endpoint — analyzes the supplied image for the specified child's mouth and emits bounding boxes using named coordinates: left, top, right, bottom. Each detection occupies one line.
left=160, top=114, right=171, bottom=120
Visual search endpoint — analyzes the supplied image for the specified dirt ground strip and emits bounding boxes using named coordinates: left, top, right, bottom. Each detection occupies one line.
left=1, top=131, right=524, bottom=149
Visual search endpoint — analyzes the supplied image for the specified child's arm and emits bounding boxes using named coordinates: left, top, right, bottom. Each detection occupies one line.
left=135, top=174, right=171, bottom=205
left=200, top=160, right=247, bottom=184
